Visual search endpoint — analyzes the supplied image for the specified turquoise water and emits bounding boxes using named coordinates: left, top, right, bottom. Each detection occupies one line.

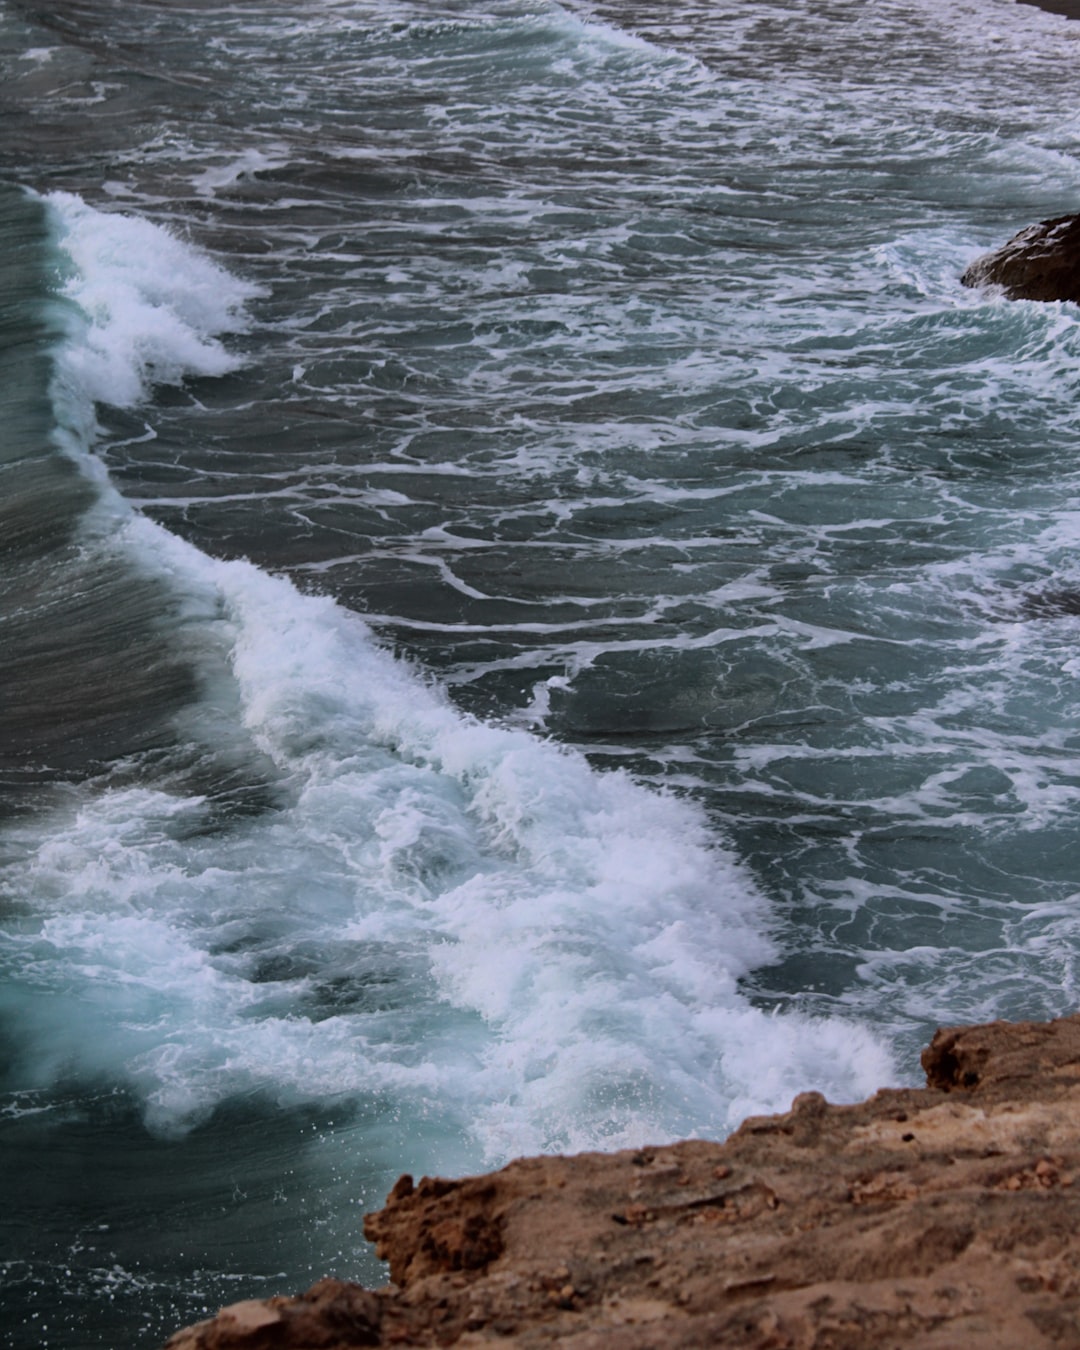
left=2, top=0, right=1080, bottom=1343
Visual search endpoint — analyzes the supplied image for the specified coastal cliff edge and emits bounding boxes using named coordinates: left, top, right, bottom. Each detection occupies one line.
left=163, top=1013, right=1080, bottom=1348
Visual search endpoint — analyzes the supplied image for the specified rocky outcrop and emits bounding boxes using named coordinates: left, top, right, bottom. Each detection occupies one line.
left=961, top=213, right=1080, bottom=302
left=164, top=1013, right=1080, bottom=1349
left=1017, top=0, right=1080, bottom=19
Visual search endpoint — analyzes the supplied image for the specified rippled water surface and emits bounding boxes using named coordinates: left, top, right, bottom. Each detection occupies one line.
left=2, top=0, right=1080, bottom=1343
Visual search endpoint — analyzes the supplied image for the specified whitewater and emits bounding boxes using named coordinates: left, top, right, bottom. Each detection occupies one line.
left=2, top=0, right=1080, bottom=1344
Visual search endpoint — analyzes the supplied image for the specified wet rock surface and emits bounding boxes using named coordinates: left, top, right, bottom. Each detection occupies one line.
left=962, top=213, right=1080, bottom=302
left=165, top=1014, right=1080, bottom=1348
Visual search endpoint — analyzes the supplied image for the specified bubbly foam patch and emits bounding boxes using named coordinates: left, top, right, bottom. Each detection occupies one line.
left=43, top=190, right=261, bottom=413
left=4, top=187, right=895, bottom=1160
left=2, top=498, right=894, bottom=1156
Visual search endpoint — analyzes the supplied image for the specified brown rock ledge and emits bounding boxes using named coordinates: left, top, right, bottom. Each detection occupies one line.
left=164, top=1013, right=1080, bottom=1349
left=961, top=213, right=1080, bottom=303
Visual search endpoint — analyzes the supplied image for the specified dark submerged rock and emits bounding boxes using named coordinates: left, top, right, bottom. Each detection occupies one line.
left=962, top=213, right=1080, bottom=302
left=1022, top=588, right=1080, bottom=619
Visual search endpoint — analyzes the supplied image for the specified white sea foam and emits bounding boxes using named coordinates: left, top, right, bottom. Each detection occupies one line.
left=15, top=512, right=891, bottom=1153
left=0, top=188, right=895, bottom=1159
left=9, top=1, right=1080, bottom=1341
left=43, top=191, right=261, bottom=413
left=191, top=148, right=290, bottom=199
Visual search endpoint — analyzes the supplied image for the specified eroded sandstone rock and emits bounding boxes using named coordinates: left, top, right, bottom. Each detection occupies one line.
left=961, top=213, right=1080, bottom=302
left=164, top=1013, right=1080, bottom=1349
left=164, top=1279, right=382, bottom=1349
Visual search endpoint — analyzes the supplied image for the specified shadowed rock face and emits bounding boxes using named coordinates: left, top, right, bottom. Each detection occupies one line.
left=1017, top=0, right=1080, bottom=18
left=164, top=1014, right=1080, bottom=1349
left=962, top=213, right=1080, bottom=302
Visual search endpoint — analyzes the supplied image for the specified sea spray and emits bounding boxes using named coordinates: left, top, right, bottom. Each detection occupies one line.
left=3, top=0, right=1080, bottom=1342
left=0, top=186, right=893, bottom=1214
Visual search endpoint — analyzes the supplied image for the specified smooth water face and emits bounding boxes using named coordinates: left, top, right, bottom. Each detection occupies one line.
left=2, top=0, right=1080, bottom=1344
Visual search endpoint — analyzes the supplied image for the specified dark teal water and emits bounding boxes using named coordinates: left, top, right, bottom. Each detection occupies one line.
left=3, top=0, right=1080, bottom=1343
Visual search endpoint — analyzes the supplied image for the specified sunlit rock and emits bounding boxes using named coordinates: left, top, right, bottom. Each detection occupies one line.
left=165, top=1013, right=1080, bottom=1349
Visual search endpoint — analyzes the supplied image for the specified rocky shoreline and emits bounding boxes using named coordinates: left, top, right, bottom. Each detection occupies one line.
left=157, top=203, right=1080, bottom=1350
left=158, top=196, right=1080, bottom=1350
left=164, top=1013, right=1080, bottom=1348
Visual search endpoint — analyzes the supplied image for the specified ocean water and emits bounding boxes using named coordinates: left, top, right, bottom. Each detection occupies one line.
left=2, top=0, right=1079, bottom=1343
